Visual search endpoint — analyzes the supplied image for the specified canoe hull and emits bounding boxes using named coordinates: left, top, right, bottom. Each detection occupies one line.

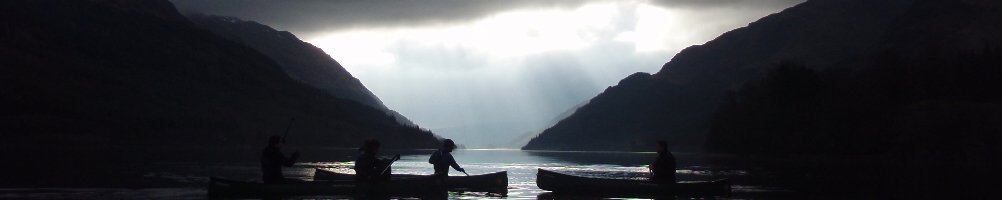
left=536, top=168, right=730, bottom=197
left=314, top=168, right=427, bottom=180
left=313, top=168, right=508, bottom=194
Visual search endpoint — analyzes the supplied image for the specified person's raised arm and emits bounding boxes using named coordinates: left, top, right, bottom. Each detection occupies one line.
left=281, top=151, right=299, bottom=167
left=445, top=153, right=464, bottom=172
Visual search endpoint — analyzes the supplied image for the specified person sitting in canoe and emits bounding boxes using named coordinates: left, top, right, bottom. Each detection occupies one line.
left=648, top=140, right=676, bottom=183
left=429, top=139, right=466, bottom=178
left=354, top=139, right=400, bottom=183
left=261, top=135, right=301, bottom=183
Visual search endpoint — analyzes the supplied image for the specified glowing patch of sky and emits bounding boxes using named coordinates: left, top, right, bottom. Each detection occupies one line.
left=305, top=1, right=795, bottom=147
left=314, top=3, right=622, bottom=68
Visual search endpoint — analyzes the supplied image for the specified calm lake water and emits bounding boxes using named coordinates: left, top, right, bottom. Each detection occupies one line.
left=1, top=147, right=906, bottom=199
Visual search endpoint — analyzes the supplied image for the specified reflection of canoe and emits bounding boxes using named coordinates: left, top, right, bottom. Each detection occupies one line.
left=536, top=168, right=731, bottom=197
left=207, top=176, right=445, bottom=198
left=313, top=168, right=509, bottom=194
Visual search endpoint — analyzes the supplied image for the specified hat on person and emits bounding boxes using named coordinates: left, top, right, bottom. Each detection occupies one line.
left=444, top=139, right=456, bottom=148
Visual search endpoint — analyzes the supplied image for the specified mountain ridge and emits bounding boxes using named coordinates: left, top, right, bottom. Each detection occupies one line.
left=0, top=0, right=439, bottom=149
left=184, top=14, right=418, bottom=127
left=523, top=0, right=914, bottom=152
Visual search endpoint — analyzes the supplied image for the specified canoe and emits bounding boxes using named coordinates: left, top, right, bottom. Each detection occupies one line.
left=536, top=168, right=731, bottom=197
left=313, top=167, right=425, bottom=180
left=313, top=168, right=509, bottom=194
left=207, top=176, right=446, bottom=198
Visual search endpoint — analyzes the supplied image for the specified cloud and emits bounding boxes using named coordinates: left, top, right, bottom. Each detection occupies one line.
left=170, top=0, right=804, bottom=38
left=171, top=0, right=594, bottom=38
left=648, top=0, right=809, bottom=9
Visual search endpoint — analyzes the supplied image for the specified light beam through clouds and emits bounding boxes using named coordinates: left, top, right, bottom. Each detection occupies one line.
left=170, top=0, right=805, bottom=148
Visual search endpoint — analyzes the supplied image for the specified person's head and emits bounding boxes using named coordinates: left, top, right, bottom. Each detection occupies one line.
left=656, top=140, right=668, bottom=153
left=363, top=139, right=380, bottom=154
left=443, top=139, right=457, bottom=152
left=269, top=135, right=284, bottom=148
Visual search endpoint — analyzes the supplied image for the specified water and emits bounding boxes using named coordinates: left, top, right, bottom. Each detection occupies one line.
left=1, top=147, right=903, bottom=199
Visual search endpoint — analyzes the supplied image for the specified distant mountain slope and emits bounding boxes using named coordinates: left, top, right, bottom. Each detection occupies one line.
left=0, top=0, right=439, bottom=148
left=504, top=100, right=587, bottom=149
left=185, top=14, right=417, bottom=127
left=523, top=0, right=914, bottom=151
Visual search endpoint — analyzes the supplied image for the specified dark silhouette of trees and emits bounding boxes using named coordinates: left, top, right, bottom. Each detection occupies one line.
left=706, top=48, right=1002, bottom=160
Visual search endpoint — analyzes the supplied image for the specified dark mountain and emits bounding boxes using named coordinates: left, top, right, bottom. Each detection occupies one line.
left=184, top=14, right=417, bottom=127
left=703, top=1, right=1002, bottom=197
left=706, top=0, right=1002, bottom=155
left=524, top=0, right=914, bottom=152
left=0, top=0, right=440, bottom=149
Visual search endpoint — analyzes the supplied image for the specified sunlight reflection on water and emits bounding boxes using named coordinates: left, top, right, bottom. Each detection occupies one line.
left=303, top=149, right=755, bottom=199
left=3, top=149, right=792, bottom=200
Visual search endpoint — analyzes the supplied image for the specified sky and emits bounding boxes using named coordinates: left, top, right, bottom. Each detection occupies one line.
left=170, top=0, right=806, bottom=148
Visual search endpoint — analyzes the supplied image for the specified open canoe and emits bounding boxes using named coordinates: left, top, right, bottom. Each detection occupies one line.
left=314, top=167, right=426, bottom=180
left=313, top=168, right=509, bottom=194
left=207, top=176, right=445, bottom=198
left=536, top=168, right=731, bottom=197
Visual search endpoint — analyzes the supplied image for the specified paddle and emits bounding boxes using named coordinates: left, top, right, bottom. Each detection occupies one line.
left=378, top=154, right=401, bottom=176
left=282, top=117, right=295, bottom=142
left=282, top=117, right=299, bottom=159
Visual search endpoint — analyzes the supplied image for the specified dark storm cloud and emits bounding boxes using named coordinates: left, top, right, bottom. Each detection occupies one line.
left=649, top=0, right=808, bottom=9
left=170, top=0, right=804, bottom=36
left=170, top=0, right=594, bottom=34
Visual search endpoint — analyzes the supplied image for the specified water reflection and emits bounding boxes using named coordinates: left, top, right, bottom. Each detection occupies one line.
left=2, top=147, right=792, bottom=199
left=309, top=149, right=737, bottom=199
left=524, top=150, right=657, bottom=166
